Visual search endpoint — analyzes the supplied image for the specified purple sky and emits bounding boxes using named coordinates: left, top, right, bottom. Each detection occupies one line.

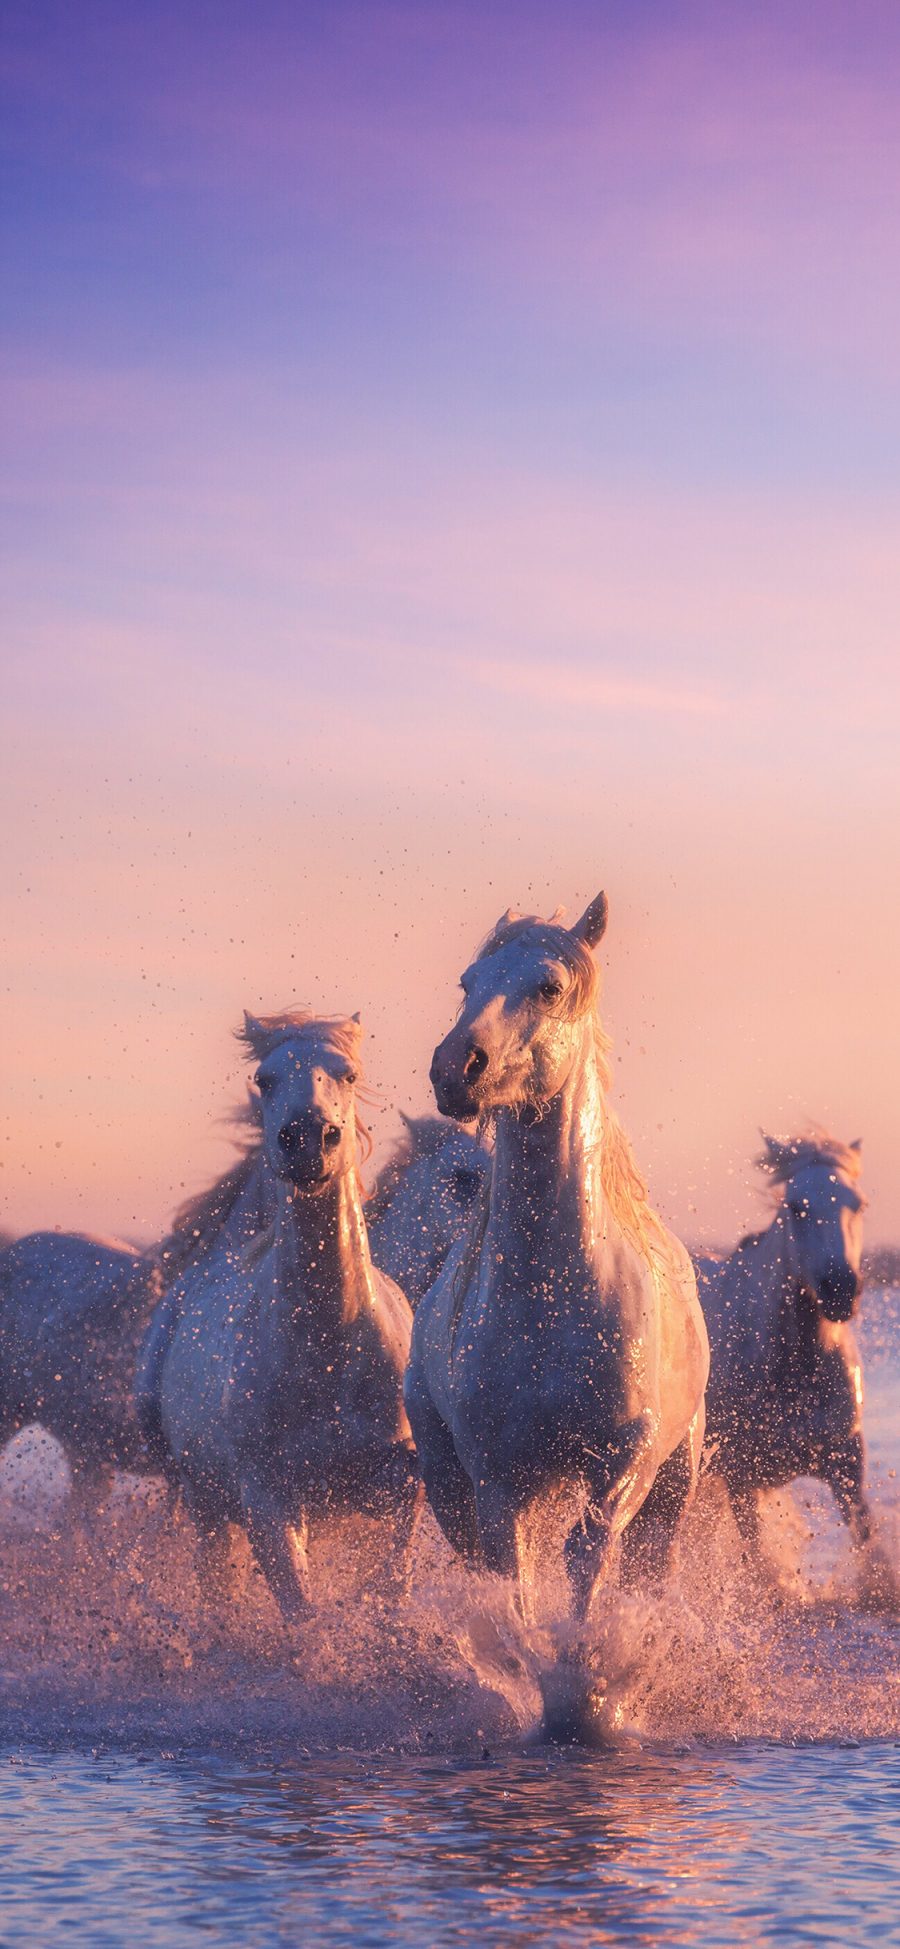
left=3, top=1, right=900, bottom=1242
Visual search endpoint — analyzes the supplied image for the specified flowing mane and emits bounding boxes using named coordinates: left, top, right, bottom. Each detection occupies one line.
left=756, top=1128, right=863, bottom=1194
left=157, top=1143, right=265, bottom=1282
left=473, top=913, right=676, bottom=1276
left=157, top=1009, right=375, bottom=1280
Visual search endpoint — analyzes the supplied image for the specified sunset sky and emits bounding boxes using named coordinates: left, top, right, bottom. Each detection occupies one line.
left=3, top=0, right=899, bottom=1245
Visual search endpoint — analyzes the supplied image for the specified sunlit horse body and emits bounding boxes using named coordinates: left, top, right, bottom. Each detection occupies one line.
left=367, top=1116, right=490, bottom=1310
left=136, top=1012, right=416, bottom=1621
left=695, top=1133, right=878, bottom=1564
left=0, top=1125, right=273, bottom=1512
left=405, top=896, right=709, bottom=1705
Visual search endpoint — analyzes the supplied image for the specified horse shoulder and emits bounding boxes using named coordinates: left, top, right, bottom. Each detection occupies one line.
left=370, top=1269, right=414, bottom=1372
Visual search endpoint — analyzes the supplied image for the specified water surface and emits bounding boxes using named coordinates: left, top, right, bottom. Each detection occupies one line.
left=1, top=1290, right=897, bottom=1946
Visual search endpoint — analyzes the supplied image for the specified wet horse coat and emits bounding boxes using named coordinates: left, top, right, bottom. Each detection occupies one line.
left=367, top=1116, right=490, bottom=1310
left=0, top=1135, right=274, bottom=1509
left=405, top=897, right=709, bottom=1633
left=695, top=1133, right=872, bottom=1548
left=137, top=1012, right=415, bottom=1621
left=0, top=1231, right=159, bottom=1504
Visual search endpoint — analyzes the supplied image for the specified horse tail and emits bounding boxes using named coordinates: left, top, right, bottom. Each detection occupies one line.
left=133, top=1284, right=181, bottom=1482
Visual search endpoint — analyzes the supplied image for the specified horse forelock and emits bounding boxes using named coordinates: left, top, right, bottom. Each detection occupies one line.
left=237, top=1008, right=363, bottom=1066
left=757, top=1128, right=864, bottom=1194
left=236, top=1008, right=374, bottom=1165
left=474, top=916, right=599, bottom=1018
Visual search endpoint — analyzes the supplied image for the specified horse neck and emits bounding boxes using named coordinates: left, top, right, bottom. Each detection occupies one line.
left=748, top=1212, right=820, bottom=1364
left=272, top=1170, right=377, bottom=1330
left=488, top=1018, right=607, bottom=1264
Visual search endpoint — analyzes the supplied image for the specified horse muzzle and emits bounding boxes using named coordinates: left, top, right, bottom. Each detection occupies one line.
left=276, top=1116, right=343, bottom=1186
left=430, top=1040, right=487, bottom=1122
left=818, top=1264, right=863, bottom=1322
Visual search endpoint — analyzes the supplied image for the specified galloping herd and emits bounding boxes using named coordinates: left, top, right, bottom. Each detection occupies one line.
left=0, top=892, right=884, bottom=1706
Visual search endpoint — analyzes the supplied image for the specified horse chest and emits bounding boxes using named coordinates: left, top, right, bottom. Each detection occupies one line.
left=452, top=1282, right=627, bottom=1457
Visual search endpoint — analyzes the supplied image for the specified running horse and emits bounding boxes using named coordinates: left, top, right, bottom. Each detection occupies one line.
left=696, top=1131, right=891, bottom=1603
left=0, top=1124, right=273, bottom=1516
left=136, top=1011, right=416, bottom=1621
left=405, top=894, right=709, bottom=1729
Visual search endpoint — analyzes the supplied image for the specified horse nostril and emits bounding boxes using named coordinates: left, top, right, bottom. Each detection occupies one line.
left=322, top=1125, right=341, bottom=1151
left=464, top=1046, right=488, bottom=1083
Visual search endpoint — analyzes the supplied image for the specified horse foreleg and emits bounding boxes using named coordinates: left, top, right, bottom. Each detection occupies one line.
left=474, top=1479, right=519, bottom=1579
left=822, top=1437, right=898, bottom=1613
left=241, top=1484, right=312, bottom=1625
left=195, top=1520, right=249, bottom=1609
left=823, top=1435, right=872, bottom=1547
left=406, top=1380, right=479, bottom=1563
left=565, top=1412, right=659, bottom=1623
left=619, top=1415, right=703, bottom=1589
left=726, top=1481, right=762, bottom=1559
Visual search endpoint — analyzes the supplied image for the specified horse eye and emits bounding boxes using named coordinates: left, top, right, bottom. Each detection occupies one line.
left=256, top=1071, right=273, bottom=1096
left=344, top=1070, right=357, bottom=1086
left=539, top=980, right=563, bottom=1002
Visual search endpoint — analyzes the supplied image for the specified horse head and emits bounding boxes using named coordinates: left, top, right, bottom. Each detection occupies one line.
left=762, top=1132, right=866, bottom=1322
left=242, top=1010, right=366, bottom=1192
left=430, top=892, right=608, bottom=1121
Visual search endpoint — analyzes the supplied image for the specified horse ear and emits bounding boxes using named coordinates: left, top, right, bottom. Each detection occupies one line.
left=850, top=1137, right=862, bottom=1152
left=571, top=891, right=609, bottom=950
left=242, top=1011, right=265, bottom=1050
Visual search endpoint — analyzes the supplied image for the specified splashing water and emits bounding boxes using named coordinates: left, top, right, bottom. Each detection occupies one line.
left=1, top=1291, right=897, bottom=1760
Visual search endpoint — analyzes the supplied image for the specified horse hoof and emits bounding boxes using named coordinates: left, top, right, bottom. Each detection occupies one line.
left=536, top=1662, right=610, bottom=1747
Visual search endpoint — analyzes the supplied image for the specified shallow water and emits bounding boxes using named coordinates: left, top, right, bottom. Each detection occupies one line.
left=1, top=1290, right=898, bottom=1946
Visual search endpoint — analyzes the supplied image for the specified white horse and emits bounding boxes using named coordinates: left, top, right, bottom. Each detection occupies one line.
left=136, top=1011, right=416, bottom=1622
left=367, top=1116, right=490, bottom=1310
left=696, top=1132, right=878, bottom=1565
left=0, top=1231, right=160, bottom=1510
left=0, top=1113, right=274, bottom=1513
left=405, top=896, right=709, bottom=1671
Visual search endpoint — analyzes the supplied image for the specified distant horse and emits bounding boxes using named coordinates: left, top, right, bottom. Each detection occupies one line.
left=367, top=1115, right=490, bottom=1309
left=0, top=1232, right=160, bottom=1510
left=696, top=1131, right=878, bottom=1565
left=405, top=896, right=709, bottom=1665
left=0, top=1128, right=272, bottom=1514
left=136, top=1011, right=416, bottom=1622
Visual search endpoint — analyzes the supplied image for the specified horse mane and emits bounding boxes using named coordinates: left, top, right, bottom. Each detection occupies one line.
left=157, top=1009, right=375, bottom=1279
left=157, top=1143, right=264, bottom=1281
left=470, top=912, right=676, bottom=1277
left=366, top=1115, right=460, bottom=1221
left=756, top=1127, right=863, bottom=1197
left=475, top=913, right=599, bottom=1019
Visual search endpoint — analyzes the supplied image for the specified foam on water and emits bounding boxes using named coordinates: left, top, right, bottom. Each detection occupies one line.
left=1, top=1293, right=897, bottom=1759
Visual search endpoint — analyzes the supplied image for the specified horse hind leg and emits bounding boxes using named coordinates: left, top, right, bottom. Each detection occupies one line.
left=240, top=1481, right=313, bottom=1627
